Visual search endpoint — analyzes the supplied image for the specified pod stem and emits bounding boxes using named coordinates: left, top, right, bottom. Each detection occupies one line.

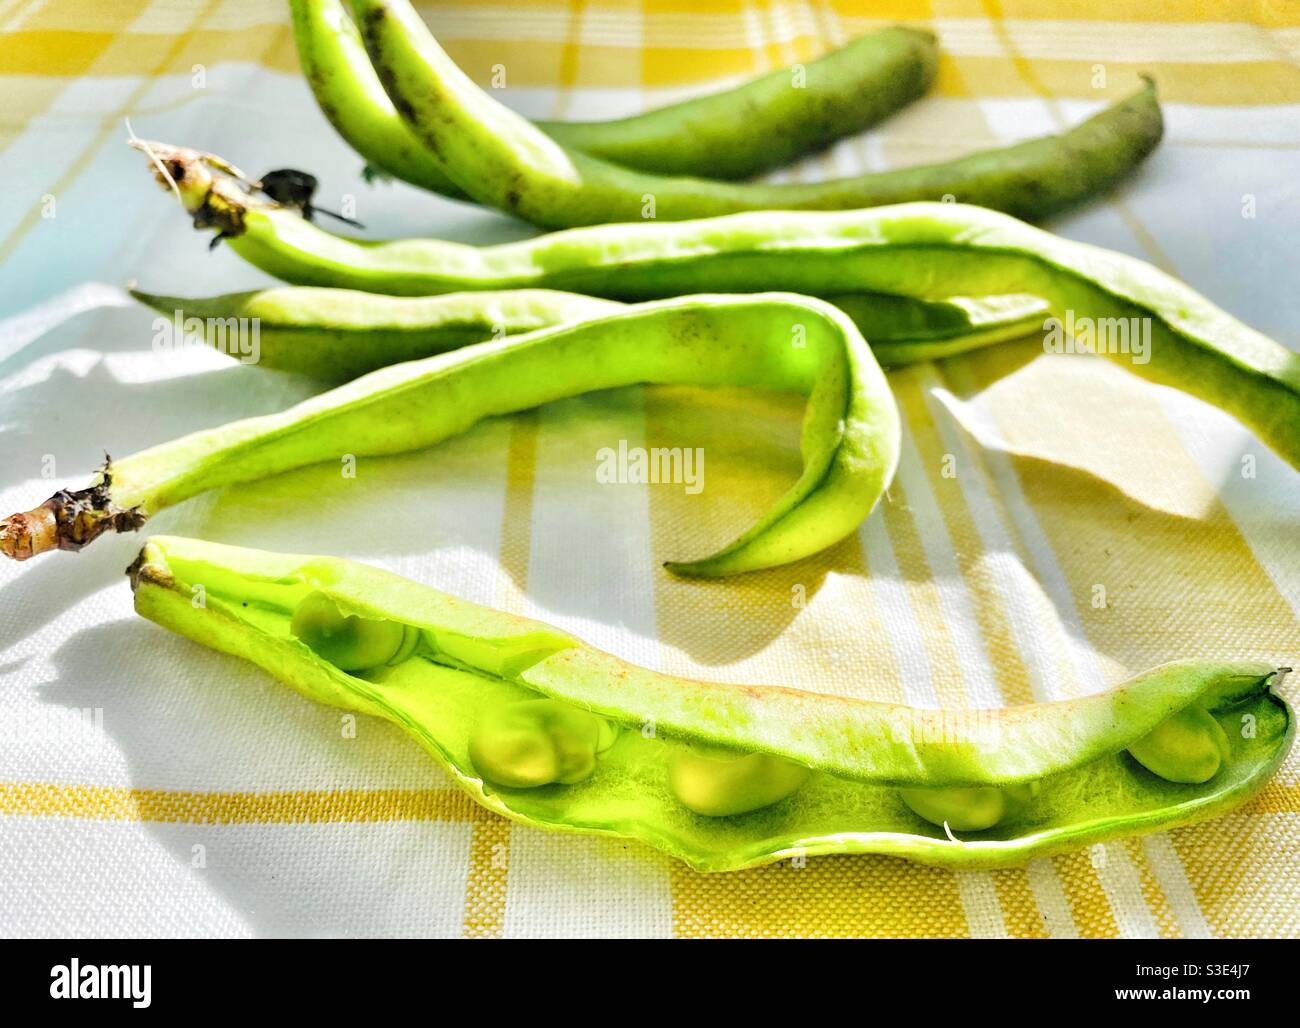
left=0, top=465, right=145, bottom=561
left=129, top=138, right=268, bottom=242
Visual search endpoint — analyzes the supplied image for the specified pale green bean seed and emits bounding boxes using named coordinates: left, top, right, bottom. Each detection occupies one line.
left=1127, top=705, right=1232, bottom=784
left=290, top=590, right=410, bottom=671
left=900, top=782, right=1039, bottom=832
left=669, top=750, right=811, bottom=817
left=469, top=699, right=612, bottom=789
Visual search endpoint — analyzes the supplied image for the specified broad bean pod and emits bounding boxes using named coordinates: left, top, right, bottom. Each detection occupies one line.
left=291, top=0, right=938, bottom=196
left=0, top=294, right=899, bottom=575
left=131, top=285, right=1049, bottom=381
left=129, top=535, right=1295, bottom=872
left=140, top=146, right=1300, bottom=472
left=348, top=0, right=1162, bottom=227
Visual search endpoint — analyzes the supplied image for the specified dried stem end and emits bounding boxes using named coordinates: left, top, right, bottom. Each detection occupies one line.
left=129, top=139, right=261, bottom=240
left=0, top=476, right=146, bottom=561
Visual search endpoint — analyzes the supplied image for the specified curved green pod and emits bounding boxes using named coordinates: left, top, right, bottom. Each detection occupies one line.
left=135, top=149, right=1300, bottom=471
left=129, top=285, right=1048, bottom=381
left=290, top=0, right=938, bottom=196
left=0, top=294, right=899, bottom=572
left=349, top=0, right=1161, bottom=227
left=128, top=535, right=1295, bottom=872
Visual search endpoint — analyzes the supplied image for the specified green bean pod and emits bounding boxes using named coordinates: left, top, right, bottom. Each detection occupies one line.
left=291, top=0, right=938, bottom=196
left=132, top=286, right=622, bottom=380
left=130, top=285, right=1048, bottom=381
left=348, top=0, right=1161, bottom=226
left=137, top=148, right=1300, bottom=472
left=0, top=294, right=899, bottom=574
left=129, top=535, right=1295, bottom=872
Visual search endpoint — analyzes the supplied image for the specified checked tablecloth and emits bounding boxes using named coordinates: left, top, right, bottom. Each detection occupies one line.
left=0, top=0, right=1298, bottom=938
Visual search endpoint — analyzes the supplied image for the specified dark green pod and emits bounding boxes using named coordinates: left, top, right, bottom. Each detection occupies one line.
left=349, top=0, right=1161, bottom=227
left=291, top=0, right=937, bottom=195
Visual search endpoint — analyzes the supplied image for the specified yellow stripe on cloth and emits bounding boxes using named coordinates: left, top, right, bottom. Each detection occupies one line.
left=670, top=857, right=974, bottom=938
left=991, top=867, right=1053, bottom=938
left=2, top=2, right=1298, bottom=100
left=496, top=410, right=544, bottom=617
left=0, top=783, right=485, bottom=823
left=962, top=0, right=1300, bottom=25
left=1171, top=813, right=1300, bottom=938
left=464, top=818, right=513, bottom=938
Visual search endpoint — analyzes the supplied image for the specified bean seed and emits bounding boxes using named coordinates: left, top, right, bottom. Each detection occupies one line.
left=469, top=698, right=614, bottom=789
left=291, top=590, right=411, bottom=671
left=1127, top=705, right=1232, bottom=784
left=900, top=783, right=1039, bottom=832
left=669, top=750, right=811, bottom=817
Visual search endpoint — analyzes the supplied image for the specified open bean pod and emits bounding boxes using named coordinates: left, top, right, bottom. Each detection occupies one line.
left=130, top=536, right=1294, bottom=872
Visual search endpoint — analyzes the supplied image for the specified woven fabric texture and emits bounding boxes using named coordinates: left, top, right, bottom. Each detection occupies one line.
left=0, top=0, right=1297, bottom=938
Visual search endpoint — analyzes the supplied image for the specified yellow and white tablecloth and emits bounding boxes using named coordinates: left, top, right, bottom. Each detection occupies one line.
left=1, top=0, right=1298, bottom=938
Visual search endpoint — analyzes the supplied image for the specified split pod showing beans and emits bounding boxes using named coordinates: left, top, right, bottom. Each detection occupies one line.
left=291, top=0, right=939, bottom=194
left=340, top=0, right=1161, bottom=227
left=132, top=143, right=1300, bottom=475
left=128, top=536, right=1295, bottom=872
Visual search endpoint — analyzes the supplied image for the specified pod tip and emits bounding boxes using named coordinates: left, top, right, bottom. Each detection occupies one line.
left=126, top=542, right=171, bottom=592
